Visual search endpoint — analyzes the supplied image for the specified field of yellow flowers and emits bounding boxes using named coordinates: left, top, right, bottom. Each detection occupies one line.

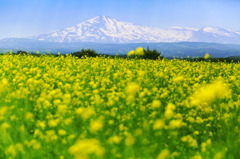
left=0, top=53, right=240, bottom=159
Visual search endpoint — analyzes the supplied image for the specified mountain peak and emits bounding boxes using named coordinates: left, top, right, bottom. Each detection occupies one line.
left=99, top=15, right=112, bottom=19
left=84, top=15, right=115, bottom=24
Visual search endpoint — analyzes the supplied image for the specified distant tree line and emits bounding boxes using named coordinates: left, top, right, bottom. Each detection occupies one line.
left=0, top=49, right=239, bottom=63
left=184, top=56, right=240, bottom=63
left=71, top=47, right=164, bottom=60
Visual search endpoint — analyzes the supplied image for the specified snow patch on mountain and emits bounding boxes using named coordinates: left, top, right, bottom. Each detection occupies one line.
left=203, top=27, right=233, bottom=37
left=167, top=27, right=199, bottom=31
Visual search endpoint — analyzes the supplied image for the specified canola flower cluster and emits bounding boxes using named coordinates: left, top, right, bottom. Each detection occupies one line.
left=127, top=47, right=144, bottom=56
left=0, top=53, right=240, bottom=159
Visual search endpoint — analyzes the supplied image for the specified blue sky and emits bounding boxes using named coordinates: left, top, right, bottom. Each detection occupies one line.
left=0, top=0, right=239, bottom=40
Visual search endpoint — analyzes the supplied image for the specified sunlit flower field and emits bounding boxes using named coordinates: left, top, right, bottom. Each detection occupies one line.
left=0, top=53, right=240, bottom=159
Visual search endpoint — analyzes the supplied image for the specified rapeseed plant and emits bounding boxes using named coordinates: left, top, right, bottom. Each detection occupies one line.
left=0, top=53, right=239, bottom=159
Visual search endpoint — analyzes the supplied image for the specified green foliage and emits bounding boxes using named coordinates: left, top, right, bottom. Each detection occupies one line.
left=17, top=50, right=28, bottom=55
left=73, top=48, right=98, bottom=58
left=142, top=46, right=164, bottom=60
left=15, top=50, right=45, bottom=57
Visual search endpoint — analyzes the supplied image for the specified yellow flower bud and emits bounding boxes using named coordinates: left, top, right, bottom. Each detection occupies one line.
left=152, top=100, right=161, bottom=109
left=25, top=112, right=33, bottom=120
left=58, top=129, right=67, bottom=136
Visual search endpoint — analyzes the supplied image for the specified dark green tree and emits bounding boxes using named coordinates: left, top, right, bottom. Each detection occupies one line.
left=17, top=50, right=27, bottom=55
left=73, top=48, right=98, bottom=58
left=142, top=46, right=164, bottom=60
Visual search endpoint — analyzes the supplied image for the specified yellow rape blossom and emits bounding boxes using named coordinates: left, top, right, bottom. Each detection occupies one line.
left=58, top=129, right=67, bottom=136
left=214, top=152, right=223, bottom=159
left=5, top=144, right=17, bottom=157
left=204, top=53, right=210, bottom=59
left=157, top=149, right=170, bottom=159
left=25, top=112, right=33, bottom=120
left=190, top=78, right=231, bottom=111
left=1, top=122, right=11, bottom=133
left=135, top=128, right=143, bottom=136
left=125, top=82, right=140, bottom=95
left=127, top=50, right=135, bottom=56
left=125, top=133, right=135, bottom=146
left=89, top=119, right=103, bottom=133
left=48, top=119, right=58, bottom=127
left=75, top=107, right=95, bottom=120
left=0, top=78, right=8, bottom=95
left=68, top=139, right=105, bottom=159
left=33, top=143, right=41, bottom=150
left=173, top=76, right=184, bottom=83
left=20, top=125, right=25, bottom=132
left=0, top=106, right=8, bottom=116
left=168, top=119, right=182, bottom=129
left=15, top=143, right=24, bottom=153
left=165, top=109, right=174, bottom=120
left=37, top=120, right=46, bottom=129
left=192, top=153, right=203, bottom=159
left=135, top=47, right=144, bottom=56
left=108, top=135, right=122, bottom=144
left=152, top=100, right=161, bottom=109
left=68, top=134, right=76, bottom=140
left=153, top=119, right=165, bottom=130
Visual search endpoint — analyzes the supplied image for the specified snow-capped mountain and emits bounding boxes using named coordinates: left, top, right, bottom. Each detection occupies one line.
left=28, top=15, right=197, bottom=43
left=2, top=15, right=240, bottom=44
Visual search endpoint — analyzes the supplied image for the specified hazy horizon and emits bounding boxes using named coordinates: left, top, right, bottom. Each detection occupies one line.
left=0, top=0, right=240, bottom=40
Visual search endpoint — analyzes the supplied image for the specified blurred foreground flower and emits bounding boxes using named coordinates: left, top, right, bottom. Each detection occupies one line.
left=190, top=78, right=231, bottom=111
left=135, top=47, right=144, bottom=56
left=204, top=53, right=210, bottom=59
left=128, top=47, right=145, bottom=56
left=89, top=119, right=103, bottom=133
left=125, top=82, right=140, bottom=96
left=0, top=78, right=9, bottom=95
left=75, top=107, right=96, bottom=120
left=127, top=50, right=135, bottom=56
left=157, top=149, right=170, bottom=159
left=68, top=139, right=105, bottom=159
